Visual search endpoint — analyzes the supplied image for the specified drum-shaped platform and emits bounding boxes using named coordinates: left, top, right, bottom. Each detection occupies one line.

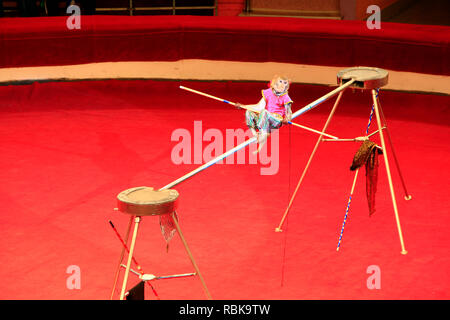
left=337, top=67, right=388, bottom=89
left=117, top=186, right=179, bottom=216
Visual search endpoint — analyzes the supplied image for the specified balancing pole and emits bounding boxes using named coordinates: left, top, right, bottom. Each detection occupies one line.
left=165, top=80, right=356, bottom=191
left=180, top=86, right=339, bottom=140
left=179, top=86, right=257, bottom=111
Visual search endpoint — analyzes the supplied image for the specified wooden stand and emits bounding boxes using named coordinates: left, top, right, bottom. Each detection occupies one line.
left=110, top=187, right=212, bottom=300
left=275, top=67, right=411, bottom=254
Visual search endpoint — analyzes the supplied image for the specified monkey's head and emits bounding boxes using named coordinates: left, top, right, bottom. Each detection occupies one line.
left=270, top=75, right=291, bottom=95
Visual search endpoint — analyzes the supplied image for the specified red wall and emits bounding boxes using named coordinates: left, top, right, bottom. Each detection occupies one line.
left=217, top=0, right=245, bottom=16
left=250, top=0, right=340, bottom=11
left=217, top=0, right=402, bottom=19
left=356, top=0, right=399, bottom=19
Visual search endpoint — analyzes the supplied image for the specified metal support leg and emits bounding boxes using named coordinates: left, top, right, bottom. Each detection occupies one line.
left=376, top=96, right=412, bottom=200
left=120, top=216, right=141, bottom=300
left=110, top=215, right=134, bottom=300
left=171, top=212, right=212, bottom=299
left=372, top=90, right=408, bottom=255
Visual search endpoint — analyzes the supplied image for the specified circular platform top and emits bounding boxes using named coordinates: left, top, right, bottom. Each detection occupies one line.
left=117, top=187, right=179, bottom=204
left=118, top=186, right=179, bottom=205
left=337, top=67, right=389, bottom=89
left=117, top=186, right=179, bottom=216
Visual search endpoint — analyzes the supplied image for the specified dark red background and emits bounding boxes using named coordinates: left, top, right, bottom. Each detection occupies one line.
left=0, top=15, right=449, bottom=75
left=0, top=79, right=449, bottom=299
left=0, top=15, right=449, bottom=300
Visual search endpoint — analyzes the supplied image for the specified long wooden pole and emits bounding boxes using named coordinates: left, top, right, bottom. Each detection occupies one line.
left=180, top=85, right=339, bottom=139
left=180, top=85, right=257, bottom=110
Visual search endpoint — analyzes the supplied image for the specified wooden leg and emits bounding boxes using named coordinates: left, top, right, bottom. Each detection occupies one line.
left=275, top=90, right=345, bottom=232
left=376, top=97, right=412, bottom=200
left=372, top=90, right=408, bottom=255
left=171, top=212, right=212, bottom=300
left=110, top=215, right=134, bottom=300
left=119, top=216, right=141, bottom=300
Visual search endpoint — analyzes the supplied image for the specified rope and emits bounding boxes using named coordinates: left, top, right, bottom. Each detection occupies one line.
left=336, top=89, right=379, bottom=251
left=280, top=125, right=292, bottom=286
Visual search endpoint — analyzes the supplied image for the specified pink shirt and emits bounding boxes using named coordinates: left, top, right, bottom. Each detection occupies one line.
left=262, top=88, right=293, bottom=117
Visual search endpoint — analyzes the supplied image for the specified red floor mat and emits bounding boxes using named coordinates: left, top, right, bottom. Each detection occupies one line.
left=0, top=79, right=449, bottom=299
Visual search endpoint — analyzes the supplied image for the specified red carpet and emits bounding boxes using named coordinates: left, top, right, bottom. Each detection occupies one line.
left=0, top=79, right=449, bottom=299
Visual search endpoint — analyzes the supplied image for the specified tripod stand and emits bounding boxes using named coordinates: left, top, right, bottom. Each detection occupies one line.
left=275, top=67, right=411, bottom=255
left=110, top=187, right=212, bottom=300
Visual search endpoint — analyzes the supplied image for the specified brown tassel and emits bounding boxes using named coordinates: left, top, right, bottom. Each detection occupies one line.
left=350, top=140, right=383, bottom=216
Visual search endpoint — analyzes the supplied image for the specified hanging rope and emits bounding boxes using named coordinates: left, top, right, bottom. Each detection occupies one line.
left=280, top=125, right=292, bottom=286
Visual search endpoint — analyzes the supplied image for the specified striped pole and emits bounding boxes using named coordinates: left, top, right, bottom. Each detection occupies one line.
left=336, top=89, right=378, bottom=251
left=336, top=173, right=358, bottom=251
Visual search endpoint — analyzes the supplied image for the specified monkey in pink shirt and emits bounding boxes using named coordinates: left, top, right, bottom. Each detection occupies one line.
left=237, top=75, right=293, bottom=153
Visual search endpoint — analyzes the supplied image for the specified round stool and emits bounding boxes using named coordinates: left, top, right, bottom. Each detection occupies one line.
left=337, top=66, right=388, bottom=89
left=117, top=186, right=179, bottom=216
left=111, top=186, right=212, bottom=300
